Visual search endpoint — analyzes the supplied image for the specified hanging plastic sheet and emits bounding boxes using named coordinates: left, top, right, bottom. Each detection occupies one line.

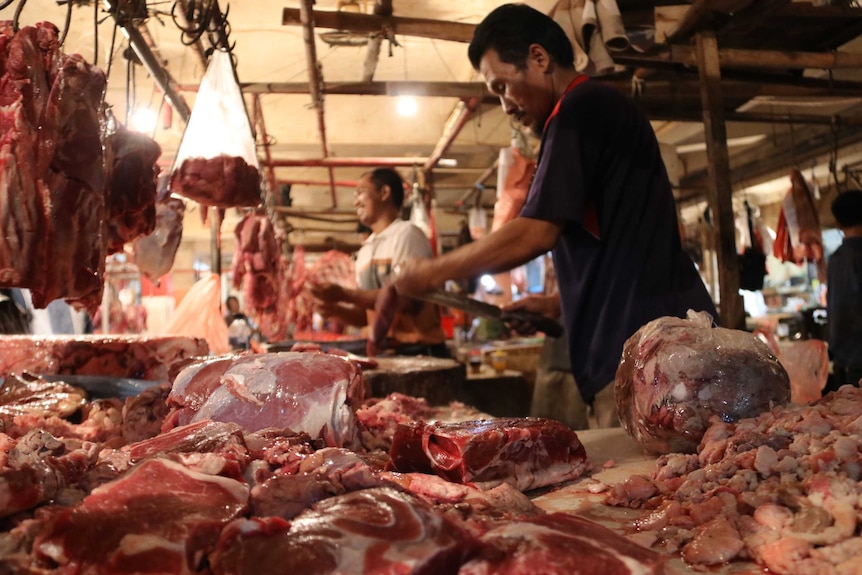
left=170, top=50, right=261, bottom=208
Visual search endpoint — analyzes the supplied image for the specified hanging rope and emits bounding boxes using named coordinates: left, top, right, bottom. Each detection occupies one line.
left=0, top=0, right=14, bottom=11
left=828, top=116, right=842, bottom=193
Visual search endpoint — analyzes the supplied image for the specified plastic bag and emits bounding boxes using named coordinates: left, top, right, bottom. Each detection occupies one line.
left=170, top=50, right=261, bottom=207
left=159, top=273, right=230, bottom=354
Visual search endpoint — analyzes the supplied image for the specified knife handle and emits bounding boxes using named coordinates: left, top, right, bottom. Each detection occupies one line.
left=500, top=310, right=564, bottom=338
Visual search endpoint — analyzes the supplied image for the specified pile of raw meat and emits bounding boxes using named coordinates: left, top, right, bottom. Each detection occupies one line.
left=0, top=350, right=669, bottom=574
left=170, top=154, right=261, bottom=208
left=0, top=21, right=164, bottom=312
left=607, top=385, right=862, bottom=575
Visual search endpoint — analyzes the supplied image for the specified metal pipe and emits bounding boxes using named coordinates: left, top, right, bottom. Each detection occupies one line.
left=106, top=1, right=192, bottom=122
left=423, top=97, right=481, bottom=174
left=278, top=178, right=359, bottom=187
left=270, top=156, right=428, bottom=167
left=299, top=0, right=337, bottom=207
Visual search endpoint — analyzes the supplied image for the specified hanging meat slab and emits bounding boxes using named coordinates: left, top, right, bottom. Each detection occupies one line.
left=132, top=197, right=186, bottom=281
left=170, top=154, right=261, bottom=208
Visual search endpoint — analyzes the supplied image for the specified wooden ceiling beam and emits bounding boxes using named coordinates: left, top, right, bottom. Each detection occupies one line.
left=282, top=8, right=475, bottom=43
left=616, top=45, right=862, bottom=71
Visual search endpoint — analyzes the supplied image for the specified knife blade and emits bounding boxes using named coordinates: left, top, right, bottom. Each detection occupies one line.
left=37, top=374, right=165, bottom=399
left=420, top=289, right=564, bottom=338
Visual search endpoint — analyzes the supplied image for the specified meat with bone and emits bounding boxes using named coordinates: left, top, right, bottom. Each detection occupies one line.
left=163, top=352, right=365, bottom=448
left=388, top=418, right=589, bottom=491
left=132, top=197, right=185, bottom=281
left=170, top=154, right=261, bottom=208
left=460, top=511, right=668, bottom=575
left=34, top=458, right=249, bottom=573
left=105, top=124, right=162, bottom=254
left=615, top=310, right=790, bottom=454
left=211, top=487, right=474, bottom=575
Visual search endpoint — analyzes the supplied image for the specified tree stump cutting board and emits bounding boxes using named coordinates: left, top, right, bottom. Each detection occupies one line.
left=362, top=356, right=466, bottom=406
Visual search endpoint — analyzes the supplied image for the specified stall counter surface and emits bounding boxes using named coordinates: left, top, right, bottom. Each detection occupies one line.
left=532, top=428, right=765, bottom=575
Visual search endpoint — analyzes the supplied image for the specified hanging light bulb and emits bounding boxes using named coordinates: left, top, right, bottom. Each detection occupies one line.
left=397, top=95, right=417, bottom=117
left=130, top=107, right=157, bottom=133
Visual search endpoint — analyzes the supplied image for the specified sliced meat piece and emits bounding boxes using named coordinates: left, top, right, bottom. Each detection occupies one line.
left=212, top=487, right=474, bottom=575
left=615, top=310, right=791, bottom=454
left=0, top=372, right=86, bottom=420
left=34, top=458, right=249, bottom=573
left=389, top=418, right=589, bottom=491
left=163, top=352, right=365, bottom=448
left=460, top=512, right=668, bottom=575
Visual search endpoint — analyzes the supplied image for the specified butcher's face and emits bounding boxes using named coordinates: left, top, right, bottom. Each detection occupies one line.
left=479, top=47, right=555, bottom=137
left=354, top=174, right=384, bottom=227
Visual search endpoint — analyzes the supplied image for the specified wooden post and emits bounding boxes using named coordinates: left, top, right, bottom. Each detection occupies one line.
left=696, top=31, right=744, bottom=329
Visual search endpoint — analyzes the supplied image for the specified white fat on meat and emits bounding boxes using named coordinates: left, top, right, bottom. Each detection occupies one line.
left=165, top=352, right=365, bottom=448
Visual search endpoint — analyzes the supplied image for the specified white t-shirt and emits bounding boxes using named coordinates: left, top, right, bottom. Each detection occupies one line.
left=355, top=219, right=433, bottom=290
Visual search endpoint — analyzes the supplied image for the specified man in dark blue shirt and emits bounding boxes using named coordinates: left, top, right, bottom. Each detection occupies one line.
left=826, top=190, right=862, bottom=390
left=394, top=4, right=715, bottom=427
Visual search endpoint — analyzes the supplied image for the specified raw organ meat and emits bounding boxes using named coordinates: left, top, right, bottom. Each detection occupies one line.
left=170, top=154, right=261, bottom=208
left=615, top=310, right=790, bottom=454
left=163, top=352, right=365, bottom=448
left=460, top=512, right=668, bottom=575
left=0, top=334, right=209, bottom=381
left=211, top=487, right=474, bottom=575
left=34, top=458, right=248, bottom=573
left=388, top=418, right=589, bottom=491
left=105, top=124, right=162, bottom=254
left=132, top=197, right=185, bottom=281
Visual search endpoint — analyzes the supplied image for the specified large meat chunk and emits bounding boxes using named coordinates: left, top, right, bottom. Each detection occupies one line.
left=615, top=310, right=790, bottom=454
left=388, top=418, right=589, bottom=491
left=105, top=124, right=162, bottom=254
left=163, top=352, right=365, bottom=448
left=0, top=334, right=209, bottom=381
left=170, top=154, right=261, bottom=208
left=34, top=458, right=249, bottom=573
left=460, top=512, right=668, bottom=575
left=210, top=487, right=474, bottom=575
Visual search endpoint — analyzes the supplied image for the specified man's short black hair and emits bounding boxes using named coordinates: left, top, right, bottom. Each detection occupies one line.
left=832, top=190, right=862, bottom=228
left=367, top=167, right=405, bottom=208
left=468, top=3, right=574, bottom=70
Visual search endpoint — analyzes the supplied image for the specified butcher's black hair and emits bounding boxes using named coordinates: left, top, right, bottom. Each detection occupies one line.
left=832, top=190, right=862, bottom=228
left=468, top=3, right=574, bottom=71
left=367, top=168, right=405, bottom=208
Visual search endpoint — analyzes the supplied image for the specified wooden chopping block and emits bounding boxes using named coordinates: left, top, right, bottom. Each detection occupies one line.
left=362, top=356, right=466, bottom=406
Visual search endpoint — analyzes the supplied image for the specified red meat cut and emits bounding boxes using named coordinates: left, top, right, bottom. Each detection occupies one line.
left=459, top=512, right=668, bottom=575
left=34, top=458, right=248, bottom=573
left=163, top=352, right=365, bottom=448
left=170, top=154, right=261, bottom=208
left=388, top=418, right=589, bottom=491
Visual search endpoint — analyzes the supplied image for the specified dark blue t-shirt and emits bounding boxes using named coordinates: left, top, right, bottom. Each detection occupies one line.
left=827, top=236, right=862, bottom=368
left=520, top=78, right=717, bottom=401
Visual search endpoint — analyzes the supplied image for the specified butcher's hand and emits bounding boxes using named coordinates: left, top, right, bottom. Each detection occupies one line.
left=501, top=294, right=561, bottom=336
left=392, top=258, right=443, bottom=297
left=310, top=282, right=344, bottom=303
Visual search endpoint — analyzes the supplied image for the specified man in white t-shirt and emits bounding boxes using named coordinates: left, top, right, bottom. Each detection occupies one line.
left=311, top=168, right=447, bottom=356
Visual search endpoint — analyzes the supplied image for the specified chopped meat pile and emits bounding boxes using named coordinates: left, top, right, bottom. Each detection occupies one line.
left=170, top=154, right=261, bottom=208
left=608, top=385, right=862, bottom=575
left=615, top=310, right=791, bottom=454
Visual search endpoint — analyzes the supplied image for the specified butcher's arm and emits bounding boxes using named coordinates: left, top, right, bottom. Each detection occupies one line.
left=396, top=217, right=562, bottom=295
left=318, top=302, right=368, bottom=327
